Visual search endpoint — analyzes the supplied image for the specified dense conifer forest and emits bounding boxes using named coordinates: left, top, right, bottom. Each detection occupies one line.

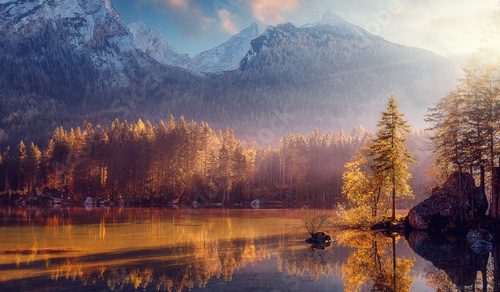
left=0, top=114, right=433, bottom=207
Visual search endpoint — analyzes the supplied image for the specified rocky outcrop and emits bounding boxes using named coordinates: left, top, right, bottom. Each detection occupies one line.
left=408, top=172, right=488, bottom=230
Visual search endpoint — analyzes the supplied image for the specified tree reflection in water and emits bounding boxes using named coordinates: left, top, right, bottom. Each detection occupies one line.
left=278, top=242, right=339, bottom=282
left=335, top=231, right=415, bottom=292
left=5, top=208, right=500, bottom=291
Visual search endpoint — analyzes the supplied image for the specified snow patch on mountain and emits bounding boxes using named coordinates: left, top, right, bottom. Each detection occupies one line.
left=187, top=23, right=260, bottom=74
left=128, top=21, right=190, bottom=67
left=0, top=0, right=145, bottom=86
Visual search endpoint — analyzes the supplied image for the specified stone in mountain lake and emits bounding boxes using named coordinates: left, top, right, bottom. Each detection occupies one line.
left=407, top=172, right=488, bottom=231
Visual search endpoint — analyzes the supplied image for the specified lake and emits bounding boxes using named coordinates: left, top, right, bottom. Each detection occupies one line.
left=0, top=207, right=497, bottom=291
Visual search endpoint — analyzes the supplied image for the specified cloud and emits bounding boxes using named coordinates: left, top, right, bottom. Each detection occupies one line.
left=166, top=0, right=188, bottom=9
left=251, top=0, right=300, bottom=24
left=375, top=0, right=499, bottom=56
left=143, top=0, right=215, bottom=35
left=218, top=9, right=238, bottom=34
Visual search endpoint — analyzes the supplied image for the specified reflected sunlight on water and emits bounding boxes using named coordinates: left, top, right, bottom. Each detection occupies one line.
left=0, top=207, right=497, bottom=291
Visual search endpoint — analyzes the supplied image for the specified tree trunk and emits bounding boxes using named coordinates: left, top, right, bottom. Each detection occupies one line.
left=373, top=185, right=381, bottom=218
left=392, top=170, right=396, bottom=222
left=494, top=244, right=500, bottom=291
left=491, top=167, right=500, bottom=218
left=490, top=132, right=496, bottom=216
left=482, top=266, right=488, bottom=292
left=480, top=164, right=485, bottom=191
left=4, top=164, right=9, bottom=192
left=392, top=235, right=397, bottom=291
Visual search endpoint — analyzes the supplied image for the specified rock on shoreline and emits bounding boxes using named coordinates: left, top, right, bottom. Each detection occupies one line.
left=408, top=172, right=488, bottom=231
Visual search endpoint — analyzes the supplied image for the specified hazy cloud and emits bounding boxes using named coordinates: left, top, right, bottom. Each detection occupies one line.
left=166, top=0, right=189, bottom=8
left=372, top=0, right=499, bottom=57
left=120, top=0, right=499, bottom=57
left=251, top=0, right=300, bottom=24
left=218, top=9, right=239, bottom=34
left=143, top=0, right=215, bottom=35
left=256, top=0, right=499, bottom=57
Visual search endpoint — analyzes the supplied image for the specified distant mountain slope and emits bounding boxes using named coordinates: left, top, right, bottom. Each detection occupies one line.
left=226, top=14, right=461, bottom=133
left=0, top=0, right=198, bottom=144
left=0, top=0, right=150, bottom=86
left=0, top=3, right=460, bottom=146
left=187, top=23, right=260, bottom=74
left=128, top=21, right=191, bottom=67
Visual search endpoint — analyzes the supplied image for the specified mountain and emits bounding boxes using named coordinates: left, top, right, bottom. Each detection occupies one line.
left=0, top=4, right=461, bottom=146
left=0, top=0, right=197, bottom=144
left=302, top=10, right=372, bottom=38
left=0, top=0, right=151, bottom=86
left=187, top=23, right=260, bottom=74
left=128, top=21, right=191, bottom=67
left=231, top=13, right=461, bottom=134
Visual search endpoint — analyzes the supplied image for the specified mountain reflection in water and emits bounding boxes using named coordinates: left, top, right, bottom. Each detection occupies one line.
left=0, top=207, right=499, bottom=291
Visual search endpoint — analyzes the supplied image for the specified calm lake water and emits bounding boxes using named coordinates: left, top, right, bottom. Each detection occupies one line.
left=0, top=208, right=497, bottom=291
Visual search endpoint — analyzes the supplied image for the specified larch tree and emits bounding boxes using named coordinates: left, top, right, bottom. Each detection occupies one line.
left=17, top=140, right=27, bottom=191
left=369, top=96, right=415, bottom=222
left=462, top=58, right=499, bottom=191
left=426, top=89, right=470, bottom=173
left=2, top=147, right=12, bottom=193
left=342, top=150, right=390, bottom=225
left=25, top=143, right=42, bottom=191
left=0, top=114, right=426, bottom=207
left=427, top=52, right=499, bottom=216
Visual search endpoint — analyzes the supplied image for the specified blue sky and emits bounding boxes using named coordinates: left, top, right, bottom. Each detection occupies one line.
left=111, top=0, right=498, bottom=58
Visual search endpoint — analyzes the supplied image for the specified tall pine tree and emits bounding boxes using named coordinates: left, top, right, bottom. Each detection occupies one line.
left=17, top=141, right=27, bottom=191
left=369, top=96, right=415, bottom=222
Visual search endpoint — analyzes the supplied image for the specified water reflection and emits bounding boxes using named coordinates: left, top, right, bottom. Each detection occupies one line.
left=0, top=207, right=499, bottom=291
left=408, top=231, right=492, bottom=291
left=335, top=231, right=415, bottom=292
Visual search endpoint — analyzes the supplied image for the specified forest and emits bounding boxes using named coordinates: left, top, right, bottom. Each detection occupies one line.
left=338, top=52, right=499, bottom=226
left=0, top=112, right=437, bottom=208
left=0, top=116, right=370, bottom=207
left=0, top=51, right=497, bottom=212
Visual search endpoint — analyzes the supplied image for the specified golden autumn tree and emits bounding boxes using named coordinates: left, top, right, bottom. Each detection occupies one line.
left=341, top=151, right=390, bottom=226
left=369, top=96, right=415, bottom=222
left=24, top=143, right=42, bottom=191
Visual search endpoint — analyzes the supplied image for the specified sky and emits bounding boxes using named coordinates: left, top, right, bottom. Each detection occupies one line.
left=111, top=0, right=499, bottom=58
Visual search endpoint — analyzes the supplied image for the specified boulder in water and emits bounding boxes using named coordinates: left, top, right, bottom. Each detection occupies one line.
left=250, top=199, right=261, bottom=209
left=407, top=172, right=487, bottom=230
left=467, top=229, right=493, bottom=254
left=84, top=197, right=93, bottom=207
left=306, top=232, right=332, bottom=245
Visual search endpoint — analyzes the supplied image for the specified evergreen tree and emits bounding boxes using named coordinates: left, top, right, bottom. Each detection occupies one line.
left=426, top=89, right=470, bottom=173
left=369, top=97, right=415, bottom=222
left=25, top=143, right=42, bottom=191
left=427, top=53, right=498, bottom=215
left=2, top=147, right=12, bottom=193
left=0, top=116, right=427, bottom=207
left=17, top=140, right=27, bottom=190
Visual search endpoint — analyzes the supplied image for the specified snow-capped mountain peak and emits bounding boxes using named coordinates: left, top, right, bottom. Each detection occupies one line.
left=0, top=0, right=153, bottom=86
left=321, top=10, right=348, bottom=26
left=300, top=10, right=372, bottom=38
left=128, top=21, right=190, bottom=67
left=186, top=23, right=260, bottom=74
left=126, top=21, right=260, bottom=73
left=239, top=22, right=260, bottom=38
